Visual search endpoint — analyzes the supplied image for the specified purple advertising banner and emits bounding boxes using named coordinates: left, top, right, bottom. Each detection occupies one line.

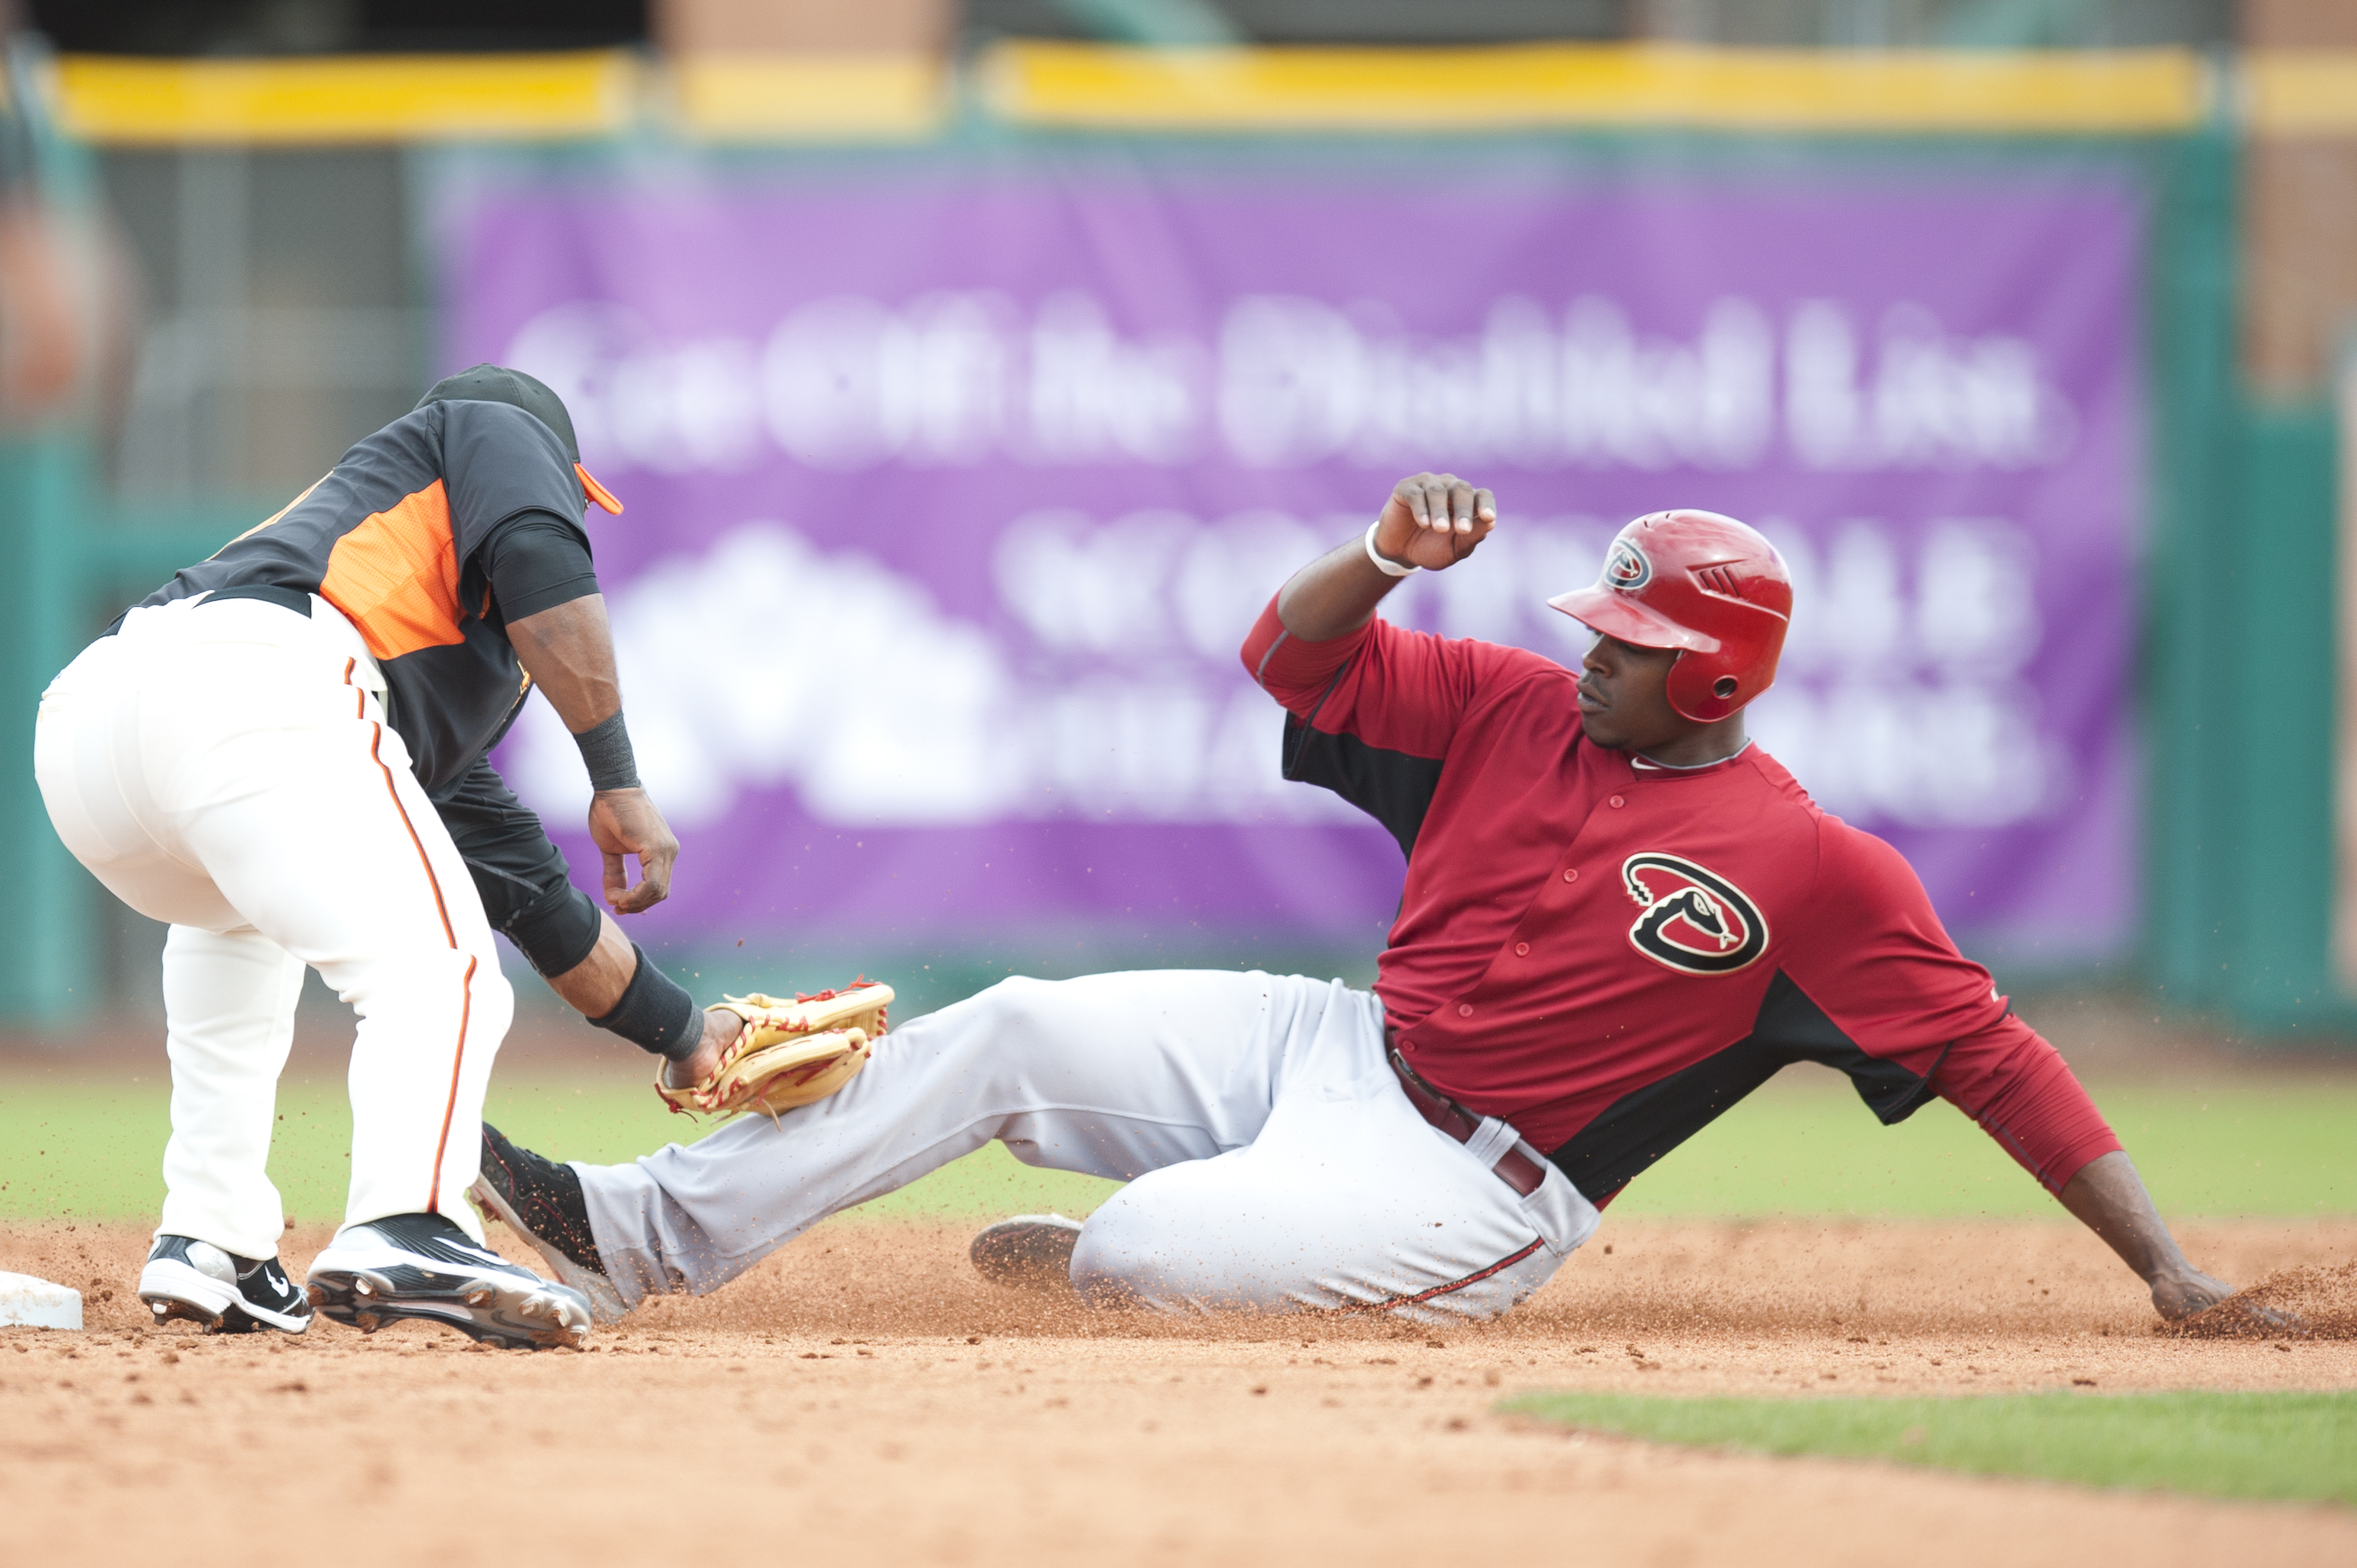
left=442, top=164, right=2141, bottom=960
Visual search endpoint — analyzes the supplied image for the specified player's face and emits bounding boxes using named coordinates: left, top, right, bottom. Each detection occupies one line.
left=1576, top=632, right=1685, bottom=750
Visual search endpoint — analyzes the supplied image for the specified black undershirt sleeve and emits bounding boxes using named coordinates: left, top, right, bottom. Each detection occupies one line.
left=481, top=511, right=600, bottom=624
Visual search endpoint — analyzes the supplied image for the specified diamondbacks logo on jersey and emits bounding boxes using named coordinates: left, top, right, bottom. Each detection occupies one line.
left=1620, top=853, right=1768, bottom=975
left=1604, top=538, right=1653, bottom=591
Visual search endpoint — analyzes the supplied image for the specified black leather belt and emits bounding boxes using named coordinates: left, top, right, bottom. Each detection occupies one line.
left=1387, top=1046, right=1550, bottom=1198
left=101, top=585, right=312, bottom=638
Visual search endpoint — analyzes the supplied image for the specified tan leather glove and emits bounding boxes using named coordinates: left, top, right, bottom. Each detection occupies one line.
left=655, top=980, right=892, bottom=1121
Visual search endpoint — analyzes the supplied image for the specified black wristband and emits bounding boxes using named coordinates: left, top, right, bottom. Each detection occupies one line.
left=574, top=710, right=639, bottom=792
left=588, top=943, right=701, bottom=1060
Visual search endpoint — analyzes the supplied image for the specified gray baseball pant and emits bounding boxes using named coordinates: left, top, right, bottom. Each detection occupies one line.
left=573, top=969, right=1599, bottom=1323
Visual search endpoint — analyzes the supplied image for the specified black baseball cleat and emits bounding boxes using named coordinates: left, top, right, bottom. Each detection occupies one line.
left=969, top=1213, right=1085, bottom=1290
left=139, top=1235, right=315, bottom=1334
left=304, top=1212, right=592, bottom=1350
left=469, top=1123, right=627, bottom=1325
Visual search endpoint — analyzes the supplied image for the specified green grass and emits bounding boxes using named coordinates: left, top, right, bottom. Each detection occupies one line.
left=3, top=1061, right=2350, bottom=1225
left=1605, top=1070, right=2357, bottom=1220
left=1503, top=1390, right=2357, bottom=1506
left=0, top=1070, right=1121, bottom=1226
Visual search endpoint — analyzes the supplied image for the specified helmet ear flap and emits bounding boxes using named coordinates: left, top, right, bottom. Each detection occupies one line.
left=1662, top=647, right=1747, bottom=723
left=1550, top=509, right=1791, bottom=721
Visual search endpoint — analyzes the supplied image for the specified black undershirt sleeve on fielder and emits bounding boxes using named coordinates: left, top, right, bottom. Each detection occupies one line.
left=481, top=512, right=601, bottom=623
left=439, top=399, right=587, bottom=558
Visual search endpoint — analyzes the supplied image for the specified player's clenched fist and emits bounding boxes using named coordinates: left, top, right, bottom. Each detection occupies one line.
left=1275, top=473, right=1503, bottom=642
left=1374, top=471, right=1497, bottom=572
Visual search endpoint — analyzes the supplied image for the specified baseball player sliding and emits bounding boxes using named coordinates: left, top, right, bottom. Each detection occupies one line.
left=475, top=475, right=2244, bottom=1327
left=34, top=366, right=732, bottom=1347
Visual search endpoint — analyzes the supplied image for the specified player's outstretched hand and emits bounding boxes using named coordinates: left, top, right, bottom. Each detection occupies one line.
left=1375, top=472, right=1496, bottom=572
left=2198, top=1299, right=2309, bottom=1336
left=2149, top=1266, right=2235, bottom=1321
left=2151, top=1267, right=2311, bottom=1336
left=589, top=786, right=678, bottom=914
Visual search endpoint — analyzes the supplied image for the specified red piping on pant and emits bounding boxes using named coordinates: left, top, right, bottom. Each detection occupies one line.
left=428, top=956, right=477, bottom=1209
left=1323, top=1236, right=1548, bottom=1317
left=346, top=658, right=467, bottom=1214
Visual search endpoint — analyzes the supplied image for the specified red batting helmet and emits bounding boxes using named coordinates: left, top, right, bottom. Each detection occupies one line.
left=1547, top=510, right=1793, bottom=723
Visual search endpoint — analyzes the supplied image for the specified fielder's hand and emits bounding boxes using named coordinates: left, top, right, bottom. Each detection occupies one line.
left=1374, top=472, right=1497, bottom=572
left=589, top=785, right=678, bottom=914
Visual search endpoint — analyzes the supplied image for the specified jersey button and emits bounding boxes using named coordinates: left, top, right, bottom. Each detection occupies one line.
left=1457, top=1003, right=1472, bottom=1017
left=1514, top=942, right=1529, bottom=957
left=1563, top=868, right=1579, bottom=883
left=1609, top=793, right=1626, bottom=808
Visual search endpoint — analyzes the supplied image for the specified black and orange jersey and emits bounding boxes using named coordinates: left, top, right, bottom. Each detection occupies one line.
left=138, top=399, right=602, bottom=795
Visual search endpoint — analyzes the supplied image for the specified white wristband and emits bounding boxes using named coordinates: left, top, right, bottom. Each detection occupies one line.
left=1364, top=519, right=1418, bottom=578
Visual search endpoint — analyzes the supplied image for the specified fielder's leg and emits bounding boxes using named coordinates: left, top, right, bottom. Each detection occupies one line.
left=139, top=926, right=318, bottom=1332
left=155, top=924, right=306, bottom=1258
left=39, top=632, right=322, bottom=1332
left=180, top=672, right=514, bottom=1238
left=39, top=644, right=312, bottom=1262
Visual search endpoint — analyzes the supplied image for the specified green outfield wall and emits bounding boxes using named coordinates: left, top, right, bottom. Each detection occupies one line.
left=1, top=46, right=2347, bottom=1043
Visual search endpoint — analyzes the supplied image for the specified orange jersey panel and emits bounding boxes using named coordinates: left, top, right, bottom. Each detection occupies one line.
left=320, top=481, right=465, bottom=661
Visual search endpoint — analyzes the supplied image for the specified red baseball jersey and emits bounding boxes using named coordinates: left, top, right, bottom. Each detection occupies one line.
left=1243, top=599, right=2118, bottom=1206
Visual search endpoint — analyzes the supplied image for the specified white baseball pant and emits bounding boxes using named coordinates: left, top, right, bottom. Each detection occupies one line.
left=33, top=594, right=513, bottom=1259
left=577, top=970, right=1600, bottom=1323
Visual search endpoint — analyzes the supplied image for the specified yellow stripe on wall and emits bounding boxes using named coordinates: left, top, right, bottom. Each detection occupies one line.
left=52, top=52, right=635, bottom=145
left=981, top=42, right=2209, bottom=134
left=2244, top=52, right=2357, bottom=136
left=671, top=54, right=947, bottom=141
left=45, top=43, right=2249, bottom=145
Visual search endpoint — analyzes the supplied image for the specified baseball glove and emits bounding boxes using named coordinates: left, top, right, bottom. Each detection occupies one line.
left=655, top=979, right=892, bottom=1121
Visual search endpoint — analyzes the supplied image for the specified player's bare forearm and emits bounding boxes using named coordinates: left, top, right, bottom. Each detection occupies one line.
left=2056, top=1150, right=2232, bottom=1319
left=510, top=595, right=680, bottom=913
left=508, top=594, right=621, bottom=733
left=537, top=912, right=739, bottom=1079
left=1277, top=536, right=1401, bottom=641
left=1277, top=473, right=1498, bottom=641
left=543, top=911, right=634, bottom=1015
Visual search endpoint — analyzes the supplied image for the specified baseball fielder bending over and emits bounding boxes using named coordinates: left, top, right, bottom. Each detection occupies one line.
left=477, top=476, right=2239, bottom=1327
left=35, top=366, right=733, bottom=1347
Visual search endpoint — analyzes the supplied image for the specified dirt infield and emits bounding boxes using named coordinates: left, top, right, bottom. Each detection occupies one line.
left=4, top=1216, right=2354, bottom=1567
left=2175, top=1261, right=2357, bottom=1340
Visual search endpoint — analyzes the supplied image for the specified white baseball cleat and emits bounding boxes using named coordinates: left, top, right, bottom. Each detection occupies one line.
left=139, top=1235, right=314, bottom=1334
left=968, top=1213, right=1085, bottom=1291
left=304, top=1212, right=591, bottom=1350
